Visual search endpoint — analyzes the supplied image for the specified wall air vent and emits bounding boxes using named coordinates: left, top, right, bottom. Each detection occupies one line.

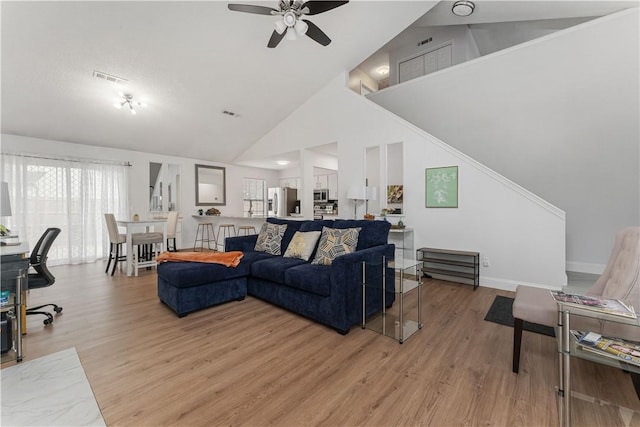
left=418, top=37, right=433, bottom=47
left=222, top=110, right=239, bottom=117
left=93, top=70, right=128, bottom=85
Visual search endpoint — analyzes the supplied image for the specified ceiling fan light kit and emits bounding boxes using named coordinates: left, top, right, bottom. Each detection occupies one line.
left=114, top=93, right=146, bottom=115
left=229, top=1, right=348, bottom=48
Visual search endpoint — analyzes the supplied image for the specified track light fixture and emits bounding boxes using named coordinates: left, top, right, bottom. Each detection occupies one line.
left=114, top=93, right=147, bottom=115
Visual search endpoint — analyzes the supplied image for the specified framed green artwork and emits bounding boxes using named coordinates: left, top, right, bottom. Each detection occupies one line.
left=425, top=166, right=458, bottom=208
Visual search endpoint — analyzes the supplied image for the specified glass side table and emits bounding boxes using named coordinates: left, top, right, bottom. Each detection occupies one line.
left=361, top=256, right=422, bottom=343
left=556, top=302, right=640, bottom=427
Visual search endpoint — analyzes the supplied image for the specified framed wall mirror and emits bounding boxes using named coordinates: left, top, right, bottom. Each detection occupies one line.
left=195, top=164, right=226, bottom=206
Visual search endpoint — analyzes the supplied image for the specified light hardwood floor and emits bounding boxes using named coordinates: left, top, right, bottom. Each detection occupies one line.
left=5, top=262, right=640, bottom=426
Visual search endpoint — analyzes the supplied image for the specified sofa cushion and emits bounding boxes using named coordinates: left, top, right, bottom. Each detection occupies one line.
left=311, top=226, right=361, bottom=266
left=283, top=231, right=321, bottom=261
left=251, top=256, right=307, bottom=283
left=284, top=263, right=332, bottom=297
left=157, top=260, right=250, bottom=289
left=299, top=220, right=334, bottom=232
left=254, top=222, right=287, bottom=255
left=333, top=219, right=391, bottom=250
left=267, top=218, right=305, bottom=254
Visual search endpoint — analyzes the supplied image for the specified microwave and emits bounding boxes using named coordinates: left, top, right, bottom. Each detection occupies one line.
left=313, top=189, right=329, bottom=203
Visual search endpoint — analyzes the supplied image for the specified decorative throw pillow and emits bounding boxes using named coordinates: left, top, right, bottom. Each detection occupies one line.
left=311, top=227, right=361, bottom=266
left=283, top=231, right=321, bottom=262
left=254, top=222, right=287, bottom=255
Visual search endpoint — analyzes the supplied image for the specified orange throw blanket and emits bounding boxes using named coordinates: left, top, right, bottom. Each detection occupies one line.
left=156, top=251, right=244, bottom=267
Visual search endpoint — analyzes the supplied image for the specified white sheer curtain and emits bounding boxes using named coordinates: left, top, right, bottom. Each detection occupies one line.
left=1, top=153, right=129, bottom=266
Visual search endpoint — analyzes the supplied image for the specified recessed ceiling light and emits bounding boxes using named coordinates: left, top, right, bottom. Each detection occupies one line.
left=452, top=1, right=475, bottom=17
left=276, top=160, right=289, bottom=166
left=376, top=66, right=389, bottom=76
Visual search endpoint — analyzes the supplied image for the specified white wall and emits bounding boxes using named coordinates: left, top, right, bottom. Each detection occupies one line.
left=369, top=9, right=640, bottom=274
left=1, top=134, right=279, bottom=248
left=238, top=74, right=567, bottom=291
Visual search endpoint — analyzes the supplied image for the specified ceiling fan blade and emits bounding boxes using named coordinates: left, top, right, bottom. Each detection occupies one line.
left=267, top=30, right=286, bottom=48
left=301, top=1, right=348, bottom=15
left=228, top=4, right=278, bottom=15
left=303, top=19, right=331, bottom=46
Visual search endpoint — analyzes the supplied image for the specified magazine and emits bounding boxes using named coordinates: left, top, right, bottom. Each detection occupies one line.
left=550, top=291, right=637, bottom=319
left=570, top=330, right=640, bottom=367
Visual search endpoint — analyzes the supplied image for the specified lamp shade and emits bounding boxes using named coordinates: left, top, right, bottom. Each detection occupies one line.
left=294, top=19, right=308, bottom=36
left=347, top=185, right=366, bottom=200
left=1, top=182, right=12, bottom=217
left=274, top=19, right=286, bottom=34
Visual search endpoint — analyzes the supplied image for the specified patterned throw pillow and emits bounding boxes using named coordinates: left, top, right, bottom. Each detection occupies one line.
left=311, top=227, right=361, bottom=266
left=283, top=231, right=321, bottom=261
left=254, top=223, right=287, bottom=255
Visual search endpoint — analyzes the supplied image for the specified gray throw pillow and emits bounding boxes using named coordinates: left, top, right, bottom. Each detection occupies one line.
left=311, top=227, right=361, bottom=266
left=283, top=231, right=321, bottom=261
left=254, top=222, right=287, bottom=255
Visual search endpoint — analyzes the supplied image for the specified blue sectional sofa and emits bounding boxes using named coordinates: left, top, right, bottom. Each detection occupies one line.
left=157, top=218, right=395, bottom=334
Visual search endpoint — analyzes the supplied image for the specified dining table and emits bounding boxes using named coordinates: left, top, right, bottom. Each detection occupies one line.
left=116, top=219, right=167, bottom=277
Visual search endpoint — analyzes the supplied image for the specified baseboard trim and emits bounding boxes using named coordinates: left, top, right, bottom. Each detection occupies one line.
left=479, top=277, right=564, bottom=293
left=566, top=261, right=606, bottom=275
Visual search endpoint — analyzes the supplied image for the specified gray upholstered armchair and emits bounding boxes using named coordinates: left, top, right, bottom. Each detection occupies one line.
left=511, top=227, right=640, bottom=383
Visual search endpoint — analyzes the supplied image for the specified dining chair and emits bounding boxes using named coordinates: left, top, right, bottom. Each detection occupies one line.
left=166, top=211, right=179, bottom=252
left=132, top=231, right=163, bottom=276
left=104, top=213, right=127, bottom=276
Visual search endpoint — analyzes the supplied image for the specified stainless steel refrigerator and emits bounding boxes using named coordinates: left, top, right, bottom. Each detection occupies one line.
left=268, top=187, right=297, bottom=217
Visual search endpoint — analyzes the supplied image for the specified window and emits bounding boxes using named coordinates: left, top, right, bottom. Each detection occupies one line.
left=2, top=154, right=129, bottom=265
left=243, top=178, right=266, bottom=217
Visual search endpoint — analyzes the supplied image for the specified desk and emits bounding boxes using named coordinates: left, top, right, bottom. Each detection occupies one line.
left=116, top=219, right=167, bottom=277
left=1, top=241, right=29, bottom=363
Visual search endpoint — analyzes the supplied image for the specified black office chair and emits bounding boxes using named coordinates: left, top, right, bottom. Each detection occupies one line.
left=26, top=227, right=62, bottom=325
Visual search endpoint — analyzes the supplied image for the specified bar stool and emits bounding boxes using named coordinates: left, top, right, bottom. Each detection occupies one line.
left=217, top=224, right=236, bottom=251
left=194, top=223, right=216, bottom=251
left=238, top=225, right=257, bottom=236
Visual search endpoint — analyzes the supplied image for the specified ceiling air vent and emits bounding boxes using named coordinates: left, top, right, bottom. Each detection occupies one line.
left=93, top=70, right=128, bottom=85
left=222, top=110, right=239, bottom=117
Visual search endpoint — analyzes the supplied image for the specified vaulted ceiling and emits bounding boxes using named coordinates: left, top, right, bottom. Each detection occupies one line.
left=2, top=1, right=635, bottom=170
left=1, top=1, right=434, bottom=165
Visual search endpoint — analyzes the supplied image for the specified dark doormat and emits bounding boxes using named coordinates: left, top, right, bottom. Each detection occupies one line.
left=484, top=295, right=555, bottom=337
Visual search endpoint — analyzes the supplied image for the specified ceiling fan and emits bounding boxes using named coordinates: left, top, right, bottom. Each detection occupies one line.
left=228, top=1, right=349, bottom=48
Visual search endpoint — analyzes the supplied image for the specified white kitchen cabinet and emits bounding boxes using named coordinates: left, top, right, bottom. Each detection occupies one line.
left=314, top=175, right=328, bottom=189
left=280, top=177, right=300, bottom=190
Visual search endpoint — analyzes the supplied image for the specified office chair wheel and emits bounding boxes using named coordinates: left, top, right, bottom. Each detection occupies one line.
left=54, top=306, right=63, bottom=314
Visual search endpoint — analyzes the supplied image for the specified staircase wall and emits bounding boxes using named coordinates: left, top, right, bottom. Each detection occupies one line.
left=367, top=9, right=639, bottom=274
left=238, top=73, right=567, bottom=291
